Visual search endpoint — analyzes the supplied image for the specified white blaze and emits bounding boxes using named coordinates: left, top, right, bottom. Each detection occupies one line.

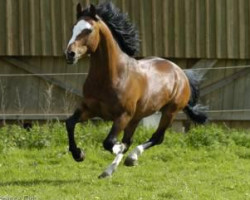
left=67, top=20, right=92, bottom=48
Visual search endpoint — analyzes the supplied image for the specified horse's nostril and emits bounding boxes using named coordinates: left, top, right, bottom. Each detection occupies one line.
left=68, top=51, right=75, bottom=58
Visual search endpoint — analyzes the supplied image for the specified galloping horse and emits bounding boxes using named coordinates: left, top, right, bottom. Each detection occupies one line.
left=65, top=2, right=207, bottom=178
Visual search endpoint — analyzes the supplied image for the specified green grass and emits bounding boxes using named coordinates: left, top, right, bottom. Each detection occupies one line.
left=0, top=122, right=250, bottom=200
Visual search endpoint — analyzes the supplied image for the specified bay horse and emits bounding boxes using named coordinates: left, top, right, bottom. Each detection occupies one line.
left=65, top=2, right=207, bottom=178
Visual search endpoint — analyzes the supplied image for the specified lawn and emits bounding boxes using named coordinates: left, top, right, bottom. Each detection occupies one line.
left=0, top=122, right=250, bottom=200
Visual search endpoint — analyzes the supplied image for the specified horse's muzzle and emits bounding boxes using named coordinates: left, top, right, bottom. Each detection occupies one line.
left=65, top=51, right=76, bottom=64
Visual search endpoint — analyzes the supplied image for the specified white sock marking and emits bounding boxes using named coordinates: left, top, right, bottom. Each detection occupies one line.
left=112, top=143, right=126, bottom=155
left=112, top=153, right=124, bottom=165
left=127, top=145, right=145, bottom=161
left=103, top=153, right=124, bottom=175
left=67, top=20, right=92, bottom=47
left=101, top=143, right=127, bottom=176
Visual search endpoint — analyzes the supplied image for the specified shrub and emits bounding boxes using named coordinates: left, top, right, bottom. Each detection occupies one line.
left=0, top=122, right=250, bottom=152
left=0, top=124, right=51, bottom=150
left=185, top=125, right=234, bottom=148
left=230, top=129, right=250, bottom=148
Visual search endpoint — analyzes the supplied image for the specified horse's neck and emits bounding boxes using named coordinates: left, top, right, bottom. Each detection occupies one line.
left=89, top=23, right=123, bottom=86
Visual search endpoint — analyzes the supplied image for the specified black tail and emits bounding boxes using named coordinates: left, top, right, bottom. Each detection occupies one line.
left=183, top=70, right=208, bottom=124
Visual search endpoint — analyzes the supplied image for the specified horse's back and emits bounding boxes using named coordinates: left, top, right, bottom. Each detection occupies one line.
left=139, top=57, right=183, bottom=74
left=138, top=57, right=188, bottom=87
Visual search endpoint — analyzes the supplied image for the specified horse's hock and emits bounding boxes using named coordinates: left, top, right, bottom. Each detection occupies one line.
left=142, top=113, right=187, bottom=133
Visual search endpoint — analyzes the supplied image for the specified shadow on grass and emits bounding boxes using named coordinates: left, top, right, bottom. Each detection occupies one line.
left=0, top=179, right=82, bottom=187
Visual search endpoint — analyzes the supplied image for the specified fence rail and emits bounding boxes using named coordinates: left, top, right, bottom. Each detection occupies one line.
left=1, top=65, right=250, bottom=77
left=1, top=61, right=250, bottom=122
left=1, top=109, right=250, bottom=122
left=2, top=109, right=250, bottom=116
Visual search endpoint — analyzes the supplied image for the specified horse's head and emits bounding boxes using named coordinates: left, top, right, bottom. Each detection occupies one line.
left=65, top=4, right=100, bottom=64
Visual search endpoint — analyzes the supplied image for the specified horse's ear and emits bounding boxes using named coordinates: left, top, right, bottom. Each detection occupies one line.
left=89, top=4, right=98, bottom=21
left=76, top=3, right=83, bottom=19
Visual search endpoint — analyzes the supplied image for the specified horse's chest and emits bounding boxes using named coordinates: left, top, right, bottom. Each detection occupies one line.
left=83, top=80, right=124, bottom=119
left=84, top=96, right=122, bottom=120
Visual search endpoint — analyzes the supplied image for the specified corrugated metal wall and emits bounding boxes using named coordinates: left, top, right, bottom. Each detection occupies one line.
left=0, top=0, right=249, bottom=58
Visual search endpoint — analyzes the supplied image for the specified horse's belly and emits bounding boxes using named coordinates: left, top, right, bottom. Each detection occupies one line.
left=133, top=94, right=168, bottom=119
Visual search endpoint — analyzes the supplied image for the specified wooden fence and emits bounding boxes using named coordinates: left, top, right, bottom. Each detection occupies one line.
left=1, top=57, right=250, bottom=122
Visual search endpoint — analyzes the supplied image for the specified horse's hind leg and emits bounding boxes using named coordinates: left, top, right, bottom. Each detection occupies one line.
left=122, top=120, right=140, bottom=152
left=124, top=107, right=178, bottom=166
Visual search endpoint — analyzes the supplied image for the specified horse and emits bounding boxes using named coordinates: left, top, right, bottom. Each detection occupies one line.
left=65, top=2, right=207, bottom=178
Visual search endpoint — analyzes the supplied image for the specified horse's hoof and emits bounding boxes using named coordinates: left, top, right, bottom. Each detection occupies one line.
left=72, top=148, right=85, bottom=162
left=124, top=157, right=138, bottom=167
left=98, top=171, right=112, bottom=179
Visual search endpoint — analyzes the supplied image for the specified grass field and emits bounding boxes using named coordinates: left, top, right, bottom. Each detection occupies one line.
left=0, top=122, right=250, bottom=200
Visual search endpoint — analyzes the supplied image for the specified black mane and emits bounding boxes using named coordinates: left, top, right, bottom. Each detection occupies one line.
left=79, top=2, right=140, bottom=56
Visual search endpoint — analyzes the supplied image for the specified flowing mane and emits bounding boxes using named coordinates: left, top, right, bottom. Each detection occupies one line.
left=78, top=2, right=140, bottom=56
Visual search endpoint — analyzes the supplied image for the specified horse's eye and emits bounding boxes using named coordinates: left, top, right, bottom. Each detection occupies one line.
left=84, top=29, right=93, bottom=34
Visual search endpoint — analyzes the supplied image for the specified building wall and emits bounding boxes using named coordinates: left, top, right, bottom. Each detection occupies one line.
left=0, top=0, right=249, bottom=58
left=0, top=0, right=250, bottom=127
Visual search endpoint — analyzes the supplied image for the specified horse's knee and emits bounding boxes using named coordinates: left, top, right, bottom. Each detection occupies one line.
left=66, top=110, right=81, bottom=130
left=66, top=118, right=74, bottom=131
left=103, top=138, right=117, bottom=152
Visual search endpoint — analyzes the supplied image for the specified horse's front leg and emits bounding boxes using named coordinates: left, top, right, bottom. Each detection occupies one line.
left=99, top=113, right=133, bottom=179
left=65, top=108, right=91, bottom=162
